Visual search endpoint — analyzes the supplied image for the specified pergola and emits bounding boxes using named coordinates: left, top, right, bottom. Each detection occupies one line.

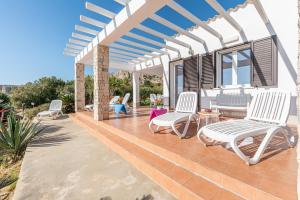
left=63, top=0, right=269, bottom=121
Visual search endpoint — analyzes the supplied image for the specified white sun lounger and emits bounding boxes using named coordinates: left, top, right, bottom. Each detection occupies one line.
left=37, top=100, right=63, bottom=119
left=197, top=89, right=294, bottom=165
left=149, top=92, right=199, bottom=138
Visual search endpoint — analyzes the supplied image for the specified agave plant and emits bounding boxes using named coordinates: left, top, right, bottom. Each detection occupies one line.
left=0, top=113, right=43, bottom=161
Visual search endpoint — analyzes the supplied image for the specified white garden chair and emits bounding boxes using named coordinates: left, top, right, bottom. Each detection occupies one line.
left=109, top=96, right=120, bottom=111
left=37, top=100, right=63, bottom=119
left=85, top=96, right=120, bottom=111
left=149, top=92, right=199, bottom=138
left=150, top=94, right=157, bottom=108
left=197, top=89, right=294, bottom=165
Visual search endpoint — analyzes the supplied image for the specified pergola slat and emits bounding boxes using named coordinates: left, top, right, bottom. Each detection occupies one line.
left=126, top=32, right=179, bottom=52
left=205, top=0, right=242, bottom=32
left=114, top=0, right=130, bottom=6
left=75, top=25, right=98, bottom=36
left=69, top=39, right=89, bottom=46
left=137, top=24, right=191, bottom=49
left=110, top=48, right=145, bottom=59
left=64, top=48, right=80, bottom=54
left=168, top=1, right=222, bottom=40
left=66, top=44, right=84, bottom=50
left=80, top=15, right=106, bottom=28
left=110, top=43, right=158, bottom=57
left=72, top=33, right=93, bottom=42
left=151, top=14, right=205, bottom=44
left=86, top=2, right=116, bottom=19
left=118, top=38, right=168, bottom=55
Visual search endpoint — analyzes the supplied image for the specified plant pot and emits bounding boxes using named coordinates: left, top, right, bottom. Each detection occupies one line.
left=157, top=106, right=162, bottom=109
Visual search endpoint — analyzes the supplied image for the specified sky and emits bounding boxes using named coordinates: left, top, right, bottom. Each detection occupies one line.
left=0, top=0, right=245, bottom=85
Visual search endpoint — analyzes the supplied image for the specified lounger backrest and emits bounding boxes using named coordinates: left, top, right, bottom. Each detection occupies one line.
left=122, top=93, right=130, bottom=105
left=110, top=96, right=120, bottom=105
left=49, top=100, right=62, bottom=111
left=150, top=94, right=156, bottom=102
left=175, top=92, right=198, bottom=113
left=246, top=90, right=291, bottom=125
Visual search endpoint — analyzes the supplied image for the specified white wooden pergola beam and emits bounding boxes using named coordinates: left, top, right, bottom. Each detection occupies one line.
left=69, top=39, right=89, bottom=46
left=75, top=25, right=98, bottom=36
left=66, top=44, right=84, bottom=51
left=72, top=33, right=93, bottom=42
left=137, top=24, right=191, bottom=49
left=114, top=0, right=130, bottom=6
left=80, top=15, right=106, bottom=28
left=64, top=48, right=80, bottom=54
left=151, top=14, right=205, bottom=44
left=252, top=0, right=269, bottom=24
left=126, top=32, right=179, bottom=52
left=86, top=2, right=116, bottom=19
left=118, top=38, right=168, bottom=55
left=110, top=43, right=158, bottom=57
left=110, top=55, right=132, bottom=61
left=110, top=52, right=136, bottom=59
left=168, top=1, right=222, bottom=40
left=63, top=52, right=77, bottom=57
left=205, top=0, right=242, bottom=32
left=110, top=48, right=145, bottom=58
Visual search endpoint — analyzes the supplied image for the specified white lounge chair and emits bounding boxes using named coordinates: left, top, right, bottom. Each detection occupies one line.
left=149, top=92, right=199, bottom=138
left=85, top=96, right=120, bottom=111
left=197, top=89, right=294, bottom=165
left=37, top=100, right=63, bottom=119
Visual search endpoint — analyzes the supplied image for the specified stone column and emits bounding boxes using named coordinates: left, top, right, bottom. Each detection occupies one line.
left=75, top=63, right=85, bottom=112
left=93, top=44, right=109, bottom=121
left=132, top=71, right=140, bottom=108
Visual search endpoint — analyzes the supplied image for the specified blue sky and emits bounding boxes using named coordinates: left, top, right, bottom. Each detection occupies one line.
left=0, top=0, right=245, bottom=85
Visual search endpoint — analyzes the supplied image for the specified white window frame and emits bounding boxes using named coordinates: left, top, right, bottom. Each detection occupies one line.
left=216, top=44, right=252, bottom=88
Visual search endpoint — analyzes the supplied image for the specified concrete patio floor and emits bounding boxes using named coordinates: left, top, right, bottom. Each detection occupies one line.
left=13, top=117, right=175, bottom=200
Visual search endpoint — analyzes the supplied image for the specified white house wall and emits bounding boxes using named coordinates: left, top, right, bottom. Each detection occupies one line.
left=157, top=0, right=298, bottom=119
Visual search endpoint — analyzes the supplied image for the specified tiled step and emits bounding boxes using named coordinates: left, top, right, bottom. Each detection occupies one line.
left=72, top=112, right=290, bottom=200
left=70, top=113, right=243, bottom=200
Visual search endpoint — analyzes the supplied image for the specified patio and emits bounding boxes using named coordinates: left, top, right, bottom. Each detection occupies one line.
left=70, top=108, right=298, bottom=200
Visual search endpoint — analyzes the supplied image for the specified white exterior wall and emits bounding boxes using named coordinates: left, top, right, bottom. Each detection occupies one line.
left=162, top=0, right=298, bottom=120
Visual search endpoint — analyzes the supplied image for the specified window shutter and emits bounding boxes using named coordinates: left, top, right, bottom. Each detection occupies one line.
left=251, top=36, right=277, bottom=87
left=200, top=53, right=215, bottom=89
left=183, top=56, right=199, bottom=90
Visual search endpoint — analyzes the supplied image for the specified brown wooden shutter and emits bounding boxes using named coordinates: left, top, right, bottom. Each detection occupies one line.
left=200, top=53, right=215, bottom=89
left=251, top=36, right=278, bottom=87
left=183, top=56, right=199, bottom=90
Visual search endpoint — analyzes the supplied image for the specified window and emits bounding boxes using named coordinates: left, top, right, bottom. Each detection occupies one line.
left=219, top=46, right=251, bottom=87
left=237, top=49, right=251, bottom=85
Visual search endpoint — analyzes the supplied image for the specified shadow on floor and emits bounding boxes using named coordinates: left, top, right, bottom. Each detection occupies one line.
left=29, top=124, right=72, bottom=148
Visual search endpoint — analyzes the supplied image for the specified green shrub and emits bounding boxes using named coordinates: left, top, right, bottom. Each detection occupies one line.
left=0, top=113, right=43, bottom=161
left=24, top=104, right=49, bottom=119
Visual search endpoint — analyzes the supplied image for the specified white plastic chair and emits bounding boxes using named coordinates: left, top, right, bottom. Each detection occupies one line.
left=37, top=100, right=63, bottom=119
left=150, top=94, right=157, bottom=107
left=197, top=89, right=294, bottom=165
left=109, top=96, right=120, bottom=111
left=149, top=92, right=199, bottom=138
left=85, top=96, right=120, bottom=111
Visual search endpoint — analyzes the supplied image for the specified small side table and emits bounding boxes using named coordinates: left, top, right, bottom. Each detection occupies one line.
left=114, top=104, right=127, bottom=117
left=149, top=108, right=167, bottom=121
left=198, top=111, right=221, bottom=126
